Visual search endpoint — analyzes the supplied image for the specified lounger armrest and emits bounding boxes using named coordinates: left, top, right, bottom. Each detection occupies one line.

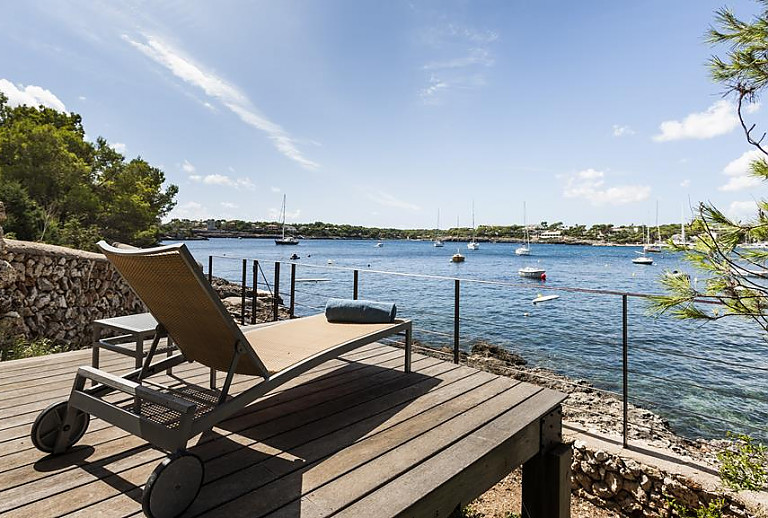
left=75, top=366, right=197, bottom=414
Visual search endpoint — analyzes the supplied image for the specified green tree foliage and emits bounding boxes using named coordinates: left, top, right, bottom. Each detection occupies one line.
left=653, top=2, right=768, bottom=331
left=0, top=93, right=177, bottom=249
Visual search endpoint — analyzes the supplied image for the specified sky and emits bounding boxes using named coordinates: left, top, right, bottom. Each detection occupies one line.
left=1, top=0, right=767, bottom=229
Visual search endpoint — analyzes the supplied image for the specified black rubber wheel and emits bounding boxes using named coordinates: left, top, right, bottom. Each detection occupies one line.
left=142, top=452, right=204, bottom=518
left=30, top=401, right=90, bottom=453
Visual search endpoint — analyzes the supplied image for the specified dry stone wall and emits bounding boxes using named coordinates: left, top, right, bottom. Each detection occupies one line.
left=571, top=440, right=756, bottom=517
left=0, top=239, right=145, bottom=346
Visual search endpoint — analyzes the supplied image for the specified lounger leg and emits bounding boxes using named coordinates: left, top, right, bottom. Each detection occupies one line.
left=404, top=324, right=412, bottom=373
left=91, top=326, right=100, bottom=387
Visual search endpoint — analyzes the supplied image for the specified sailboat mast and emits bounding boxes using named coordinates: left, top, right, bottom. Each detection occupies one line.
left=524, top=201, right=529, bottom=247
left=681, top=205, right=686, bottom=243
left=281, top=194, right=286, bottom=239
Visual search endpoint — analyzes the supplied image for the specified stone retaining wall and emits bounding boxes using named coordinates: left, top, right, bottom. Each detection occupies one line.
left=0, top=239, right=145, bottom=346
left=571, top=440, right=755, bottom=517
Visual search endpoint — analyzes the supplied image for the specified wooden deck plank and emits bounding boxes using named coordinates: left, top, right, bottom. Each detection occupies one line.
left=0, top=345, right=400, bottom=436
left=0, top=352, right=436, bottom=516
left=261, top=384, right=546, bottom=518
left=0, top=342, right=567, bottom=518
left=183, top=375, right=517, bottom=518
left=71, top=362, right=487, bottom=517
left=335, top=392, right=566, bottom=518
left=0, top=351, right=418, bottom=481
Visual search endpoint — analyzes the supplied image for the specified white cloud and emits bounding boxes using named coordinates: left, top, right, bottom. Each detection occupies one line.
left=268, top=207, right=301, bottom=220
left=271, top=186, right=281, bottom=193
left=112, top=142, right=126, bottom=154
left=123, top=34, right=319, bottom=170
left=0, top=79, right=67, bottom=111
left=728, top=200, right=759, bottom=222
left=420, top=75, right=450, bottom=104
left=168, top=201, right=210, bottom=220
left=221, top=202, right=238, bottom=209
left=78, top=96, right=87, bottom=101
left=182, top=159, right=196, bottom=174
left=723, top=149, right=762, bottom=177
left=365, top=189, right=421, bottom=211
left=653, top=100, right=739, bottom=142
left=720, top=149, right=764, bottom=191
left=562, top=168, right=651, bottom=205
left=192, top=173, right=255, bottom=190
left=419, top=22, right=497, bottom=105
left=720, top=175, right=761, bottom=191
left=612, top=125, right=635, bottom=137
left=423, top=48, right=494, bottom=70
left=680, top=179, right=691, bottom=188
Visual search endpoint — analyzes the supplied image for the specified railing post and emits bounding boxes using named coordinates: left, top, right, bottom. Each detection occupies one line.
left=208, top=256, right=213, bottom=284
left=353, top=270, right=359, bottom=300
left=290, top=263, right=296, bottom=318
left=252, top=260, right=258, bottom=324
left=622, top=293, right=629, bottom=448
left=273, top=261, right=280, bottom=321
left=453, top=279, right=460, bottom=364
left=240, top=259, right=247, bottom=326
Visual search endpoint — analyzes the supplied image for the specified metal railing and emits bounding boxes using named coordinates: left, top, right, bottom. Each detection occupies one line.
left=205, top=253, right=768, bottom=447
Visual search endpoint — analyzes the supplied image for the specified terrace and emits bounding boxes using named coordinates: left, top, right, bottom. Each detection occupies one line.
left=0, top=339, right=569, bottom=517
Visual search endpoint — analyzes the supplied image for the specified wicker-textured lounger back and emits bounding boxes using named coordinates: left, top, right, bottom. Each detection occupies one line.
left=98, top=241, right=268, bottom=377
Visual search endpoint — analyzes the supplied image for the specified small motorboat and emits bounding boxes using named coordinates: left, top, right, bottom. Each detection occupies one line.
left=519, top=267, right=546, bottom=280
left=632, top=253, right=653, bottom=265
left=450, top=249, right=465, bottom=263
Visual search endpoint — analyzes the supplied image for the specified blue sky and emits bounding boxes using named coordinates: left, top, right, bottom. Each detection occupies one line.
left=1, top=0, right=766, bottom=229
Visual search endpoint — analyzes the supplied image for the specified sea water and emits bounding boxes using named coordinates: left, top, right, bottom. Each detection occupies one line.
left=169, top=238, right=768, bottom=442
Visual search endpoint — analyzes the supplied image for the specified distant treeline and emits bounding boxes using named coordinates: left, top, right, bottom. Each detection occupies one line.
left=162, top=219, right=692, bottom=244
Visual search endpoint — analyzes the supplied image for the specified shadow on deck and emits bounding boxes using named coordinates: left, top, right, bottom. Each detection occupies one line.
left=0, top=343, right=568, bottom=517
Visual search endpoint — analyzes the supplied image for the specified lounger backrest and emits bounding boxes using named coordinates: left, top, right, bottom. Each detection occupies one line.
left=98, top=241, right=268, bottom=377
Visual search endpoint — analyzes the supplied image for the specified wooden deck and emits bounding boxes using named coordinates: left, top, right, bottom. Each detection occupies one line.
left=0, top=343, right=568, bottom=517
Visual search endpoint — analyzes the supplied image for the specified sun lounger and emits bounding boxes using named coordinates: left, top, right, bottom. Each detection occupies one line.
left=30, top=241, right=412, bottom=518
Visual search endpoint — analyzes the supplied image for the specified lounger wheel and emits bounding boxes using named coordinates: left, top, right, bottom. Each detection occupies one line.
left=30, top=401, right=90, bottom=453
left=142, top=451, right=204, bottom=518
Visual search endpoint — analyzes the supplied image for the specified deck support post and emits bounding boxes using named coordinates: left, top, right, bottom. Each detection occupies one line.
left=521, top=406, right=570, bottom=518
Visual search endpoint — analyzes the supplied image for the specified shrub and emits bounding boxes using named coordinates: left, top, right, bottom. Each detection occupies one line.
left=717, top=432, right=768, bottom=491
left=668, top=497, right=726, bottom=518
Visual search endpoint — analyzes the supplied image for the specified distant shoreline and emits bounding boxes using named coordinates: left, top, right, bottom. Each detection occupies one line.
left=162, top=233, right=654, bottom=248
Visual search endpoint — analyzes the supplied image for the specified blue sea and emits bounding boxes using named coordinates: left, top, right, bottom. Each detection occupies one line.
left=167, top=238, right=768, bottom=442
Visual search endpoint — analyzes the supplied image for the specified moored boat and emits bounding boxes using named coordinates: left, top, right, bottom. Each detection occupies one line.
left=519, top=267, right=546, bottom=279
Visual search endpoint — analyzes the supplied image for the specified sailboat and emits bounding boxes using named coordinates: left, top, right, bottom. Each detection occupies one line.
left=274, top=194, right=299, bottom=245
left=451, top=248, right=465, bottom=262
left=515, top=202, right=531, bottom=256
left=467, top=202, right=480, bottom=250
left=644, top=202, right=663, bottom=253
left=633, top=226, right=653, bottom=265
left=433, top=209, right=444, bottom=247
